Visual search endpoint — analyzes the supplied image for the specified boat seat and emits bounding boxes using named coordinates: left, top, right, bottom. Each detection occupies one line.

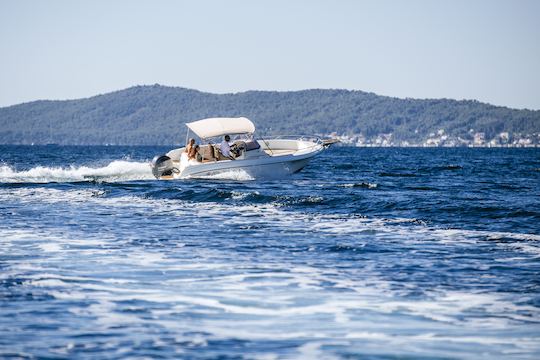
left=196, top=144, right=217, bottom=162
left=210, top=144, right=235, bottom=161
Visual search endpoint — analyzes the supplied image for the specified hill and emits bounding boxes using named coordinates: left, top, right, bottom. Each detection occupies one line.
left=0, top=84, right=538, bottom=145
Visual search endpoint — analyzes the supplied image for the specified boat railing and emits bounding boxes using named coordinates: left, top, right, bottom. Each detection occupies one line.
left=255, top=135, right=326, bottom=155
left=257, top=135, right=323, bottom=144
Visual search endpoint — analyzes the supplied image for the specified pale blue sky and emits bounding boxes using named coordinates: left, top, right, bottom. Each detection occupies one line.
left=1, top=0, right=539, bottom=109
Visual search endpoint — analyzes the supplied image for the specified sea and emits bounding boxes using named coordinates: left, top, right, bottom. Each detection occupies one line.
left=0, top=145, right=539, bottom=359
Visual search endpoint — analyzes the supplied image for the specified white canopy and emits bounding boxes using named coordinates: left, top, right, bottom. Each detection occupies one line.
left=186, top=117, right=255, bottom=139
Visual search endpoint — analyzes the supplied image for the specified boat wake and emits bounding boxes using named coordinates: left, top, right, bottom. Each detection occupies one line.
left=0, top=161, right=154, bottom=183
left=0, top=161, right=261, bottom=183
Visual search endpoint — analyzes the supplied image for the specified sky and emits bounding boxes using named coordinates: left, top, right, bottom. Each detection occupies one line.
left=0, top=0, right=539, bottom=109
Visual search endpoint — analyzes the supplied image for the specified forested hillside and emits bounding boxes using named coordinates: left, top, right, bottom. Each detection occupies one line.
left=0, top=84, right=538, bottom=145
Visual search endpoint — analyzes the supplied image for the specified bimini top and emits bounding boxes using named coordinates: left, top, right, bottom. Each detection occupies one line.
left=186, top=117, right=255, bottom=139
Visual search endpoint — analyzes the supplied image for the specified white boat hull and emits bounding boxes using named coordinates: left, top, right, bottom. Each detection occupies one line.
left=180, top=152, right=316, bottom=179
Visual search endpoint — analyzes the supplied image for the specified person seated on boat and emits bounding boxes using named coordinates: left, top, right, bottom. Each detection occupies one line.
left=185, top=138, right=195, bottom=154
left=188, top=144, right=202, bottom=162
left=220, top=135, right=235, bottom=160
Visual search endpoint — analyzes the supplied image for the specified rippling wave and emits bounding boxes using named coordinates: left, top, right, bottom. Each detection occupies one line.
left=1, top=145, right=539, bottom=359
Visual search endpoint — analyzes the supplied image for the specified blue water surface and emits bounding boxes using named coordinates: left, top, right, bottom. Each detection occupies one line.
left=0, top=145, right=539, bottom=359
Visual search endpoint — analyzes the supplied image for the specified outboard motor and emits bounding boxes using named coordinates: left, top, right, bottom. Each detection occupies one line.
left=151, top=155, right=179, bottom=179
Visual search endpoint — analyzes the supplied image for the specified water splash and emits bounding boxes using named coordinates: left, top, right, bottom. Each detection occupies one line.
left=0, top=161, right=154, bottom=183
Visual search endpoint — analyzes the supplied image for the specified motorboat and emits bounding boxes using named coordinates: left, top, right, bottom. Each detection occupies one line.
left=151, top=117, right=337, bottom=180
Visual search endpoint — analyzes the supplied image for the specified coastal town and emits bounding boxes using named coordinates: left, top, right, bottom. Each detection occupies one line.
left=329, top=130, right=540, bottom=147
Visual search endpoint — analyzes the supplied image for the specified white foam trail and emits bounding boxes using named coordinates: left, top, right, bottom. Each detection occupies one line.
left=0, top=161, right=154, bottom=183
left=339, top=182, right=378, bottom=189
left=2, top=187, right=539, bottom=357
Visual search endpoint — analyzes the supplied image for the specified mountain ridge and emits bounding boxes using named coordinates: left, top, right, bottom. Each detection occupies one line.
left=4, top=84, right=536, bottom=112
left=1, top=84, right=538, bottom=146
